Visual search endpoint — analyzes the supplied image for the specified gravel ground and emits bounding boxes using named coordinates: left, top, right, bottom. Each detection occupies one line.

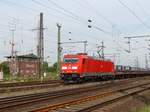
left=0, top=81, right=104, bottom=98
left=92, top=90, right=150, bottom=112
left=1, top=76, right=150, bottom=98
left=1, top=76, right=150, bottom=112
left=7, top=78, right=150, bottom=112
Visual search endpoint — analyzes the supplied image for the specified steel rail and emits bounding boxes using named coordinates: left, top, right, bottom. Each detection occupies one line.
left=77, top=85, right=150, bottom=112
left=0, top=80, right=62, bottom=88
left=0, top=79, right=133, bottom=111
left=31, top=82, right=150, bottom=112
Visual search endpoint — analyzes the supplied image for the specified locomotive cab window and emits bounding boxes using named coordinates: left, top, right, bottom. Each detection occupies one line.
left=63, top=58, right=78, bottom=63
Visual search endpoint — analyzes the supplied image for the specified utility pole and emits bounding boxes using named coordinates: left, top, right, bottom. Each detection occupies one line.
left=83, top=41, right=87, bottom=53
left=10, top=29, right=15, bottom=78
left=9, top=18, right=19, bottom=79
left=57, top=23, right=61, bottom=76
left=145, top=54, right=148, bottom=69
left=31, top=13, right=46, bottom=79
left=14, top=51, right=18, bottom=76
left=37, top=12, right=44, bottom=78
left=11, top=30, right=15, bottom=58
left=145, top=39, right=150, bottom=66
left=135, top=57, right=139, bottom=69
left=101, top=41, right=104, bottom=59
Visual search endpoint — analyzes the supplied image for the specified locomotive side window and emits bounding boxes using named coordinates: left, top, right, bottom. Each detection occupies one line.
left=63, top=58, right=78, bottom=63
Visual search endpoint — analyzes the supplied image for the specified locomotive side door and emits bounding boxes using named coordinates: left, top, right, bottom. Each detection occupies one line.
left=82, top=59, right=88, bottom=73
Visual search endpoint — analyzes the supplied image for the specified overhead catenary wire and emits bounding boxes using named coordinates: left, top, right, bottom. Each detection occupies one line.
left=46, top=0, right=89, bottom=23
left=0, top=0, right=78, bottom=55
left=32, top=0, right=112, bottom=36
left=0, top=0, right=37, bottom=14
left=0, top=0, right=121, bottom=55
left=74, top=0, right=121, bottom=32
left=0, top=0, right=72, bottom=22
left=0, top=1, right=137, bottom=57
left=80, top=0, right=114, bottom=26
left=72, top=0, right=122, bottom=48
left=47, top=0, right=79, bottom=20
left=135, top=0, right=150, bottom=18
left=32, top=0, right=79, bottom=21
left=31, top=0, right=89, bottom=27
left=117, top=0, right=150, bottom=30
left=1, top=0, right=113, bottom=37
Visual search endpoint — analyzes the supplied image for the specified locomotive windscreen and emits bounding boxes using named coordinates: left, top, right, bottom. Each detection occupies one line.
left=63, top=58, right=78, bottom=63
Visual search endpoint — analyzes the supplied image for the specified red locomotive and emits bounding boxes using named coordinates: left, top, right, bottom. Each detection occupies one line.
left=60, top=53, right=115, bottom=82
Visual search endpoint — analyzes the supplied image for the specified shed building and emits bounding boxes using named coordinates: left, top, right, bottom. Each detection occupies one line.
left=6, top=53, right=39, bottom=77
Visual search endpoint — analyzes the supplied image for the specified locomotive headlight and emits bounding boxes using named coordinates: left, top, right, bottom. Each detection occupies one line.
left=62, top=66, right=67, bottom=70
left=72, top=66, right=78, bottom=69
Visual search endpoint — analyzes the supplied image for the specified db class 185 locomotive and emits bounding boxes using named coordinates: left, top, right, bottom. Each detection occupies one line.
left=60, top=53, right=115, bottom=83
left=60, top=53, right=150, bottom=83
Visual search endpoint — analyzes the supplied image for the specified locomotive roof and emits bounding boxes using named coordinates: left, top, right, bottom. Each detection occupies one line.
left=64, top=54, right=112, bottom=62
left=64, top=54, right=88, bottom=58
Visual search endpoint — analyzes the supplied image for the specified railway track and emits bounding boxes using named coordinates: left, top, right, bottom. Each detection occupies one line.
left=0, top=80, right=63, bottom=93
left=0, top=78, right=137, bottom=111
left=31, top=82, right=150, bottom=112
left=0, top=77, right=149, bottom=112
left=0, top=80, right=61, bottom=88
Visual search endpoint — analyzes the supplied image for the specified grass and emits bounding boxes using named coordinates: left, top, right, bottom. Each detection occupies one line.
left=2, top=71, right=59, bottom=82
left=139, top=106, right=150, bottom=112
left=134, top=105, right=150, bottom=112
left=45, top=72, right=59, bottom=80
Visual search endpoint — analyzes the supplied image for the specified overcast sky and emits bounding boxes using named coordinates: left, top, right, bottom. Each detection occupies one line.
left=0, top=0, right=150, bottom=67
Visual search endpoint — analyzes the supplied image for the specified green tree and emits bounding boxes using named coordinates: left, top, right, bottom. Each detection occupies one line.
left=1, top=61, right=10, bottom=75
left=0, top=61, right=10, bottom=80
left=42, top=62, right=58, bottom=73
left=43, top=61, right=49, bottom=72
left=48, top=62, right=57, bottom=72
left=42, top=61, right=58, bottom=73
left=0, top=64, right=2, bottom=71
left=53, top=62, right=57, bottom=71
